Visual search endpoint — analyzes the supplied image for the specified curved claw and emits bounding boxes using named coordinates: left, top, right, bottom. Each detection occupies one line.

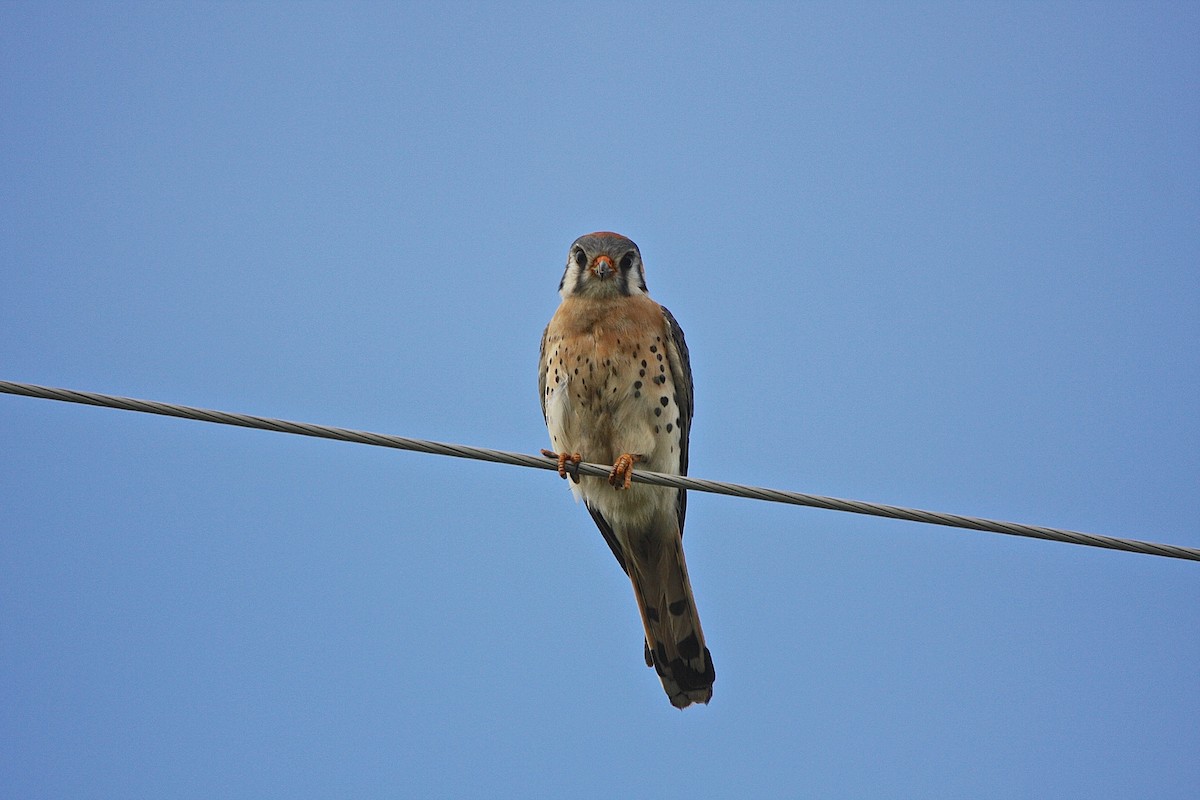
left=608, top=452, right=641, bottom=490
left=541, top=449, right=582, bottom=483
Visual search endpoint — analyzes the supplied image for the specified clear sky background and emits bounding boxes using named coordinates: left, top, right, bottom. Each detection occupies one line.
left=2, top=3, right=1197, bottom=798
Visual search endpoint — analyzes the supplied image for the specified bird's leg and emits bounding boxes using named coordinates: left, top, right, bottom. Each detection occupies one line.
left=608, top=453, right=643, bottom=490
left=541, top=449, right=582, bottom=483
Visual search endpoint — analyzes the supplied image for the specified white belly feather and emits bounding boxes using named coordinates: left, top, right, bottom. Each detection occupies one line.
left=543, top=341, right=683, bottom=531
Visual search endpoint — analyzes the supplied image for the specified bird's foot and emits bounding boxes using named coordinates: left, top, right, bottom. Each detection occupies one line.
left=541, top=449, right=582, bottom=483
left=608, top=453, right=642, bottom=490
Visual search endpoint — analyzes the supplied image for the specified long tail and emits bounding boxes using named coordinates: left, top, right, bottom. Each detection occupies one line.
left=628, top=535, right=715, bottom=709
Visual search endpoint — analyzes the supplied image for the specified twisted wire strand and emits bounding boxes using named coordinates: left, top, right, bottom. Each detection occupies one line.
left=2, top=379, right=1196, bottom=562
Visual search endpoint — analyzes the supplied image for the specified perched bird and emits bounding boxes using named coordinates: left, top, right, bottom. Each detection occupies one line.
left=539, top=232, right=715, bottom=708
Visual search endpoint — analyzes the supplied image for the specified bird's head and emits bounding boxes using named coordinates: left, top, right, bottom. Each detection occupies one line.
left=558, top=232, right=648, bottom=300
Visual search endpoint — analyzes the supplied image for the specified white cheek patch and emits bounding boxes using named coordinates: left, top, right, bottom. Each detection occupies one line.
left=559, top=264, right=584, bottom=299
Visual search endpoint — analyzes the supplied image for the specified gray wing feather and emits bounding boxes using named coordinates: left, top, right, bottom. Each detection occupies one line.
left=586, top=502, right=629, bottom=575
left=660, top=305, right=694, bottom=534
left=538, top=324, right=550, bottom=422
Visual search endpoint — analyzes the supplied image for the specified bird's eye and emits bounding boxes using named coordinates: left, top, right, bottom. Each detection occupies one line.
left=619, top=253, right=635, bottom=271
left=573, top=248, right=587, bottom=268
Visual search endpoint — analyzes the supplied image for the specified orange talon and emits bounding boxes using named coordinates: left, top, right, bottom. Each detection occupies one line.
left=541, top=449, right=582, bottom=483
left=608, top=453, right=641, bottom=490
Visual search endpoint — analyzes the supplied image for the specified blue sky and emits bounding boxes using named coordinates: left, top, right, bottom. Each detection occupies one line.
left=2, top=2, right=1197, bottom=797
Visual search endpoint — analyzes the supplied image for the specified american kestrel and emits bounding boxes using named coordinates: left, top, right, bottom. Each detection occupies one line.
left=539, top=232, right=715, bottom=709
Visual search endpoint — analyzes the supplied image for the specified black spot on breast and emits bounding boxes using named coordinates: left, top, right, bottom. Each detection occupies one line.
left=649, top=345, right=657, bottom=353
left=634, top=391, right=641, bottom=398
left=641, top=360, right=647, bottom=368
left=677, top=632, right=701, bottom=660
left=634, top=380, right=642, bottom=389
left=666, top=423, right=673, bottom=432
left=668, top=599, right=688, bottom=616
left=639, top=369, right=645, bottom=377
left=654, top=425, right=660, bottom=433
left=655, top=375, right=667, bottom=385
left=656, top=353, right=663, bottom=362
left=660, top=396, right=669, bottom=406
left=654, top=407, right=661, bottom=417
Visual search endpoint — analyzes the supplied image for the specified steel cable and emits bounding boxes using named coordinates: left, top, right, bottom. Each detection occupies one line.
left=3, top=380, right=1196, bottom=562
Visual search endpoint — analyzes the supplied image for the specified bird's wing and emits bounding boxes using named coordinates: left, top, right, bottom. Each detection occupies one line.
left=538, top=323, right=550, bottom=423
left=660, top=304, right=694, bottom=533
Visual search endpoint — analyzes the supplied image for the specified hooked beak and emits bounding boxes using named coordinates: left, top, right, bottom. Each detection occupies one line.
left=591, top=255, right=614, bottom=279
